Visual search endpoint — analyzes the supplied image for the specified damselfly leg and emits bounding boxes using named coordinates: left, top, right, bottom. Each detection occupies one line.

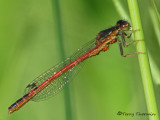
left=118, top=30, right=143, bottom=57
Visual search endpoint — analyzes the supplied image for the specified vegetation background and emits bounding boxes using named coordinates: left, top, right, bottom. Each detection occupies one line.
left=0, top=0, right=159, bottom=120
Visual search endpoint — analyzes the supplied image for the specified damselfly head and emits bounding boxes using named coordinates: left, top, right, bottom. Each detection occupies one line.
left=116, top=20, right=131, bottom=30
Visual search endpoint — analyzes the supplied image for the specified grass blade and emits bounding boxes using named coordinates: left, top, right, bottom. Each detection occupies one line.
left=127, top=0, right=159, bottom=120
left=52, top=0, right=73, bottom=120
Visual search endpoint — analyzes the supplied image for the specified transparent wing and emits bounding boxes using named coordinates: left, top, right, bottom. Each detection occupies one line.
left=24, top=39, right=96, bottom=102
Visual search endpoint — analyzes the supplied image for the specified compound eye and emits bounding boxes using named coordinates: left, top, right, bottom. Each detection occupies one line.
left=122, top=23, right=130, bottom=30
left=116, top=20, right=123, bottom=26
left=123, top=24, right=127, bottom=27
left=116, top=20, right=130, bottom=28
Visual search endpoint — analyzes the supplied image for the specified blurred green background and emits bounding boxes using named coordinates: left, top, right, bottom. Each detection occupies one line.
left=0, top=0, right=159, bottom=120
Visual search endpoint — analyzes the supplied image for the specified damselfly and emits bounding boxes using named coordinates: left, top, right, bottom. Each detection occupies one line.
left=8, top=20, right=140, bottom=114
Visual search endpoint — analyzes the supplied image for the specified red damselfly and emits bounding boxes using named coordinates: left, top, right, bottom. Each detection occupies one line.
left=8, top=20, right=140, bottom=114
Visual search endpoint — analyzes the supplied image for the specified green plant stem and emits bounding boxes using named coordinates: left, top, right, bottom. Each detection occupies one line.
left=52, top=0, right=73, bottom=120
left=149, top=0, right=160, bottom=45
left=113, top=0, right=130, bottom=21
left=127, top=0, right=159, bottom=120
